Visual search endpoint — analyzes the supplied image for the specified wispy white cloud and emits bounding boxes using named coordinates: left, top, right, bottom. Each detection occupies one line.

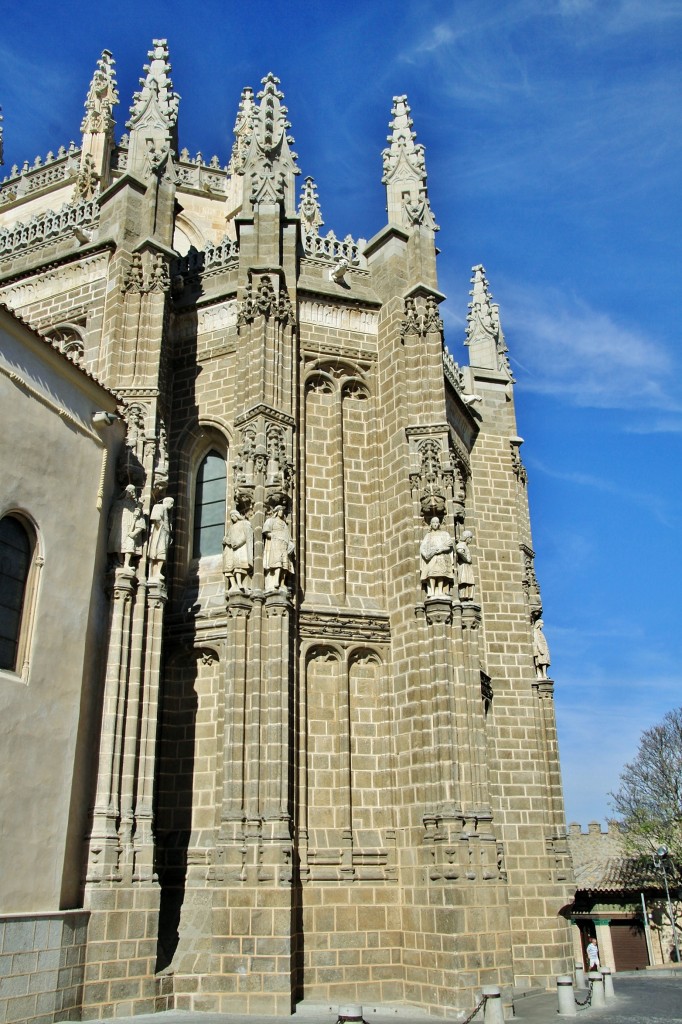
left=560, top=0, right=682, bottom=36
left=501, top=287, right=680, bottom=413
left=527, top=457, right=674, bottom=524
left=395, top=4, right=682, bottom=207
left=624, top=417, right=682, bottom=435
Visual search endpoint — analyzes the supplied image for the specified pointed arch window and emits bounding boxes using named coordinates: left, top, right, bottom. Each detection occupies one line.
left=0, top=515, right=37, bottom=675
left=193, top=450, right=226, bottom=558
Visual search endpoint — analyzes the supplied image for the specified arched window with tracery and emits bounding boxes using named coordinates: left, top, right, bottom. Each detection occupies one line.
left=192, top=450, right=226, bottom=558
left=0, top=514, right=38, bottom=675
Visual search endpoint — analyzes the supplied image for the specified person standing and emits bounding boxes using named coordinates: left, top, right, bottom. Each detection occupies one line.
left=586, top=937, right=600, bottom=972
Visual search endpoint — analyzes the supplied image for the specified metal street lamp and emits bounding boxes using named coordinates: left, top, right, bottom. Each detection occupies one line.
left=653, top=845, right=681, bottom=964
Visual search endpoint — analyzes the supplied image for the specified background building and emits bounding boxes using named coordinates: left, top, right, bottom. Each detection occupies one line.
left=568, top=821, right=681, bottom=972
left=0, top=40, right=574, bottom=1022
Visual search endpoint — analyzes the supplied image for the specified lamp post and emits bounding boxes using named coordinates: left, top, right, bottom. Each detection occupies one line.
left=653, top=845, right=681, bottom=964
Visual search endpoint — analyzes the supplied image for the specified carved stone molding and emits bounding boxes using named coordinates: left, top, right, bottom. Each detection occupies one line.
left=510, top=436, right=527, bottom=483
left=234, top=403, right=295, bottom=429
left=400, top=295, right=443, bottom=339
left=299, top=300, right=378, bottom=335
left=299, top=609, right=390, bottom=644
left=121, top=251, right=171, bottom=294
left=422, top=595, right=453, bottom=625
left=0, top=250, right=109, bottom=307
left=520, top=542, right=542, bottom=613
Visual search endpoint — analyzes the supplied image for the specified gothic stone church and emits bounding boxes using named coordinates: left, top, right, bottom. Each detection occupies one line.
left=0, top=40, right=574, bottom=1023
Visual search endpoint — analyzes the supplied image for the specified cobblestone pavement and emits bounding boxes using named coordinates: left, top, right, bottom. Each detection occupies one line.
left=84, top=974, right=682, bottom=1024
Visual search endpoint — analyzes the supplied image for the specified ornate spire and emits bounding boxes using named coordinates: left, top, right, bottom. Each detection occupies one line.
left=465, top=266, right=513, bottom=379
left=77, top=50, right=118, bottom=197
left=238, top=73, right=300, bottom=214
left=227, top=87, right=256, bottom=176
left=382, top=95, right=437, bottom=232
left=125, top=40, right=180, bottom=182
left=298, top=176, right=324, bottom=235
left=81, top=50, right=118, bottom=135
left=127, top=39, right=179, bottom=134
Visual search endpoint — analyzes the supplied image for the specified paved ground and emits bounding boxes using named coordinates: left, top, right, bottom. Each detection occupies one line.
left=513, top=973, right=682, bottom=1022
left=84, top=973, right=682, bottom=1024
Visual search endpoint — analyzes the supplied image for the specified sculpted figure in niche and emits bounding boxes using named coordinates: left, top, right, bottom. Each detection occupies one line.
left=262, top=505, right=295, bottom=592
left=455, top=530, right=475, bottom=601
left=420, top=516, right=454, bottom=597
left=107, top=484, right=145, bottom=569
left=533, top=619, right=551, bottom=680
left=223, top=510, right=254, bottom=593
left=148, top=497, right=174, bottom=579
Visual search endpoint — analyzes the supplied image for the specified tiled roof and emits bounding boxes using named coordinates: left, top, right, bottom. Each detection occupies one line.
left=574, top=856, right=664, bottom=893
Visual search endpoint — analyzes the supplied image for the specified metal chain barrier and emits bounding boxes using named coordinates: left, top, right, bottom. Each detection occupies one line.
left=574, top=980, right=593, bottom=1007
left=338, top=994, right=489, bottom=1024
left=459, top=993, right=488, bottom=1024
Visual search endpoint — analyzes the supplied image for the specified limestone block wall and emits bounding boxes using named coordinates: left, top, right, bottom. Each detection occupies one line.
left=0, top=251, right=110, bottom=360
left=0, top=912, right=88, bottom=1024
left=467, top=369, right=573, bottom=985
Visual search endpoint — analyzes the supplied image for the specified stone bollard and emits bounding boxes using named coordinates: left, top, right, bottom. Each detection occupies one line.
left=601, top=967, right=615, bottom=1000
left=588, top=970, right=605, bottom=1008
left=481, top=986, right=505, bottom=1024
left=338, top=1007, right=363, bottom=1024
left=556, top=975, right=577, bottom=1016
left=575, top=962, right=586, bottom=989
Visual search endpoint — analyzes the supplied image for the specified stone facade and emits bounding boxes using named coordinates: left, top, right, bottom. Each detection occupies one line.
left=0, top=40, right=574, bottom=1021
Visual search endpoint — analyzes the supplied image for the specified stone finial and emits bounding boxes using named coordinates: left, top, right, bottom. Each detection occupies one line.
left=0, top=107, right=4, bottom=167
left=382, top=95, right=437, bottom=232
left=127, top=39, right=179, bottom=134
left=81, top=49, right=119, bottom=135
left=124, top=40, right=179, bottom=185
left=298, top=176, right=324, bottom=236
left=234, top=73, right=300, bottom=214
left=465, top=266, right=513, bottom=379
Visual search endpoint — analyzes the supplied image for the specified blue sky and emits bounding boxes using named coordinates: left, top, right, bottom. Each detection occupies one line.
left=2, top=1, right=681, bottom=827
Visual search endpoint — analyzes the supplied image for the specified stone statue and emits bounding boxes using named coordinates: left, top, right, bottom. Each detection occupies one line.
left=533, top=619, right=551, bottom=680
left=148, top=496, right=174, bottom=579
left=419, top=516, right=454, bottom=597
left=262, top=505, right=294, bottom=592
left=223, top=510, right=254, bottom=593
left=107, top=484, right=145, bottom=568
left=455, top=530, right=475, bottom=601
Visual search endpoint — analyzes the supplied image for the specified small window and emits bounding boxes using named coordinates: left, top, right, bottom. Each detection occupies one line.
left=193, top=451, right=226, bottom=558
left=0, top=515, right=35, bottom=673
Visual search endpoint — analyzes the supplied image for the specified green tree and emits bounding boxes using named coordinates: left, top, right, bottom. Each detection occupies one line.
left=610, top=706, right=682, bottom=868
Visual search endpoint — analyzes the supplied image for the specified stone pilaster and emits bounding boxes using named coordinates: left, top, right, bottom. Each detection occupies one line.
left=134, top=578, right=168, bottom=882
left=87, top=568, right=136, bottom=883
